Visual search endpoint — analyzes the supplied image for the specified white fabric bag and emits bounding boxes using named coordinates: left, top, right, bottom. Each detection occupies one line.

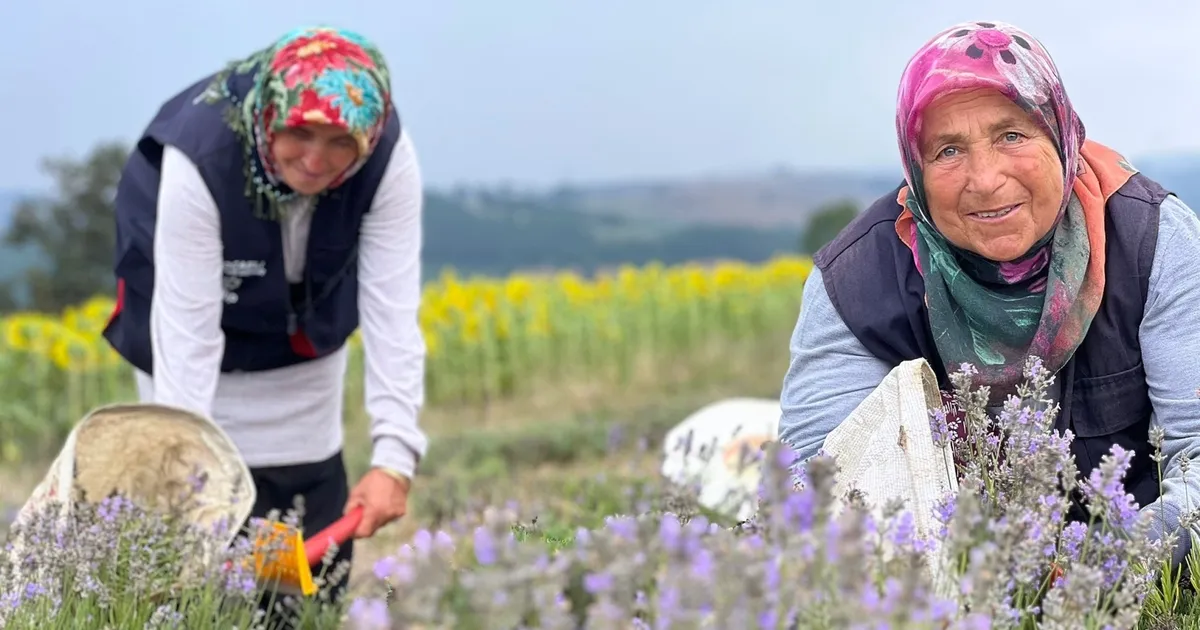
left=660, top=397, right=781, bottom=522
left=821, top=358, right=959, bottom=595
left=8, top=403, right=256, bottom=583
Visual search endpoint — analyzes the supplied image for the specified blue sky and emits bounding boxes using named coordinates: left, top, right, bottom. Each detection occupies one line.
left=3, top=1, right=1197, bottom=191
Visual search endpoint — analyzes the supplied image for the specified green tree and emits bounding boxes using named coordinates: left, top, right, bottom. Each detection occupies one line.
left=799, top=199, right=858, bottom=255
left=0, top=141, right=129, bottom=312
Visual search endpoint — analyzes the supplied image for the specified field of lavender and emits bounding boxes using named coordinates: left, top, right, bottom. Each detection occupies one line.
left=4, top=355, right=1200, bottom=628
left=1, top=255, right=1199, bottom=626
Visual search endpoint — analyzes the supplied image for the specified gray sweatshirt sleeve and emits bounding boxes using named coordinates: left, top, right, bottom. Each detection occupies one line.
left=1137, top=193, right=1200, bottom=564
left=776, top=265, right=892, bottom=464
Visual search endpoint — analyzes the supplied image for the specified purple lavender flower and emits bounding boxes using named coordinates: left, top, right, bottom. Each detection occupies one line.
left=934, top=494, right=957, bottom=539
left=473, top=526, right=497, bottom=565
left=690, top=548, right=714, bottom=580
left=604, top=515, right=638, bottom=540
left=347, top=597, right=390, bottom=630
left=1081, top=445, right=1139, bottom=529
left=930, top=407, right=952, bottom=447
left=434, top=529, right=454, bottom=551
left=412, top=529, right=433, bottom=554
left=889, top=511, right=916, bottom=549
left=583, top=570, right=614, bottom=594
left=775, top=443, right=800, bottom=470
left=373, top=555, right=400, bottom=581
left=782, top=488, right=817, bottom=532
left=658, top=514, right=682, bottom=550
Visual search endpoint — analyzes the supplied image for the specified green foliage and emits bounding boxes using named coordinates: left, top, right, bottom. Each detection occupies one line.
left=799, top=199, right=859, bottom=255
left=1139, top=533, right=1200, bottom=628
left=0, top=142, right=128, bottom=312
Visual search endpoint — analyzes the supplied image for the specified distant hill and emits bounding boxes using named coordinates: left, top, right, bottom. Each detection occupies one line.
left=554, top=153, right=1200, bottom=230
left=0, top=149, right=1196, bottom=301
left=557, top=168, right=902, bottom=229
left=419, top=188, right=802, bottom=277
left=0, top=184, right=806, bottom=307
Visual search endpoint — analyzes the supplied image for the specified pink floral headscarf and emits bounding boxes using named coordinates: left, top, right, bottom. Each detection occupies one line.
left=890, top=20, right=1136, bottom=398
left=896, top=20, right=1085, bottom=230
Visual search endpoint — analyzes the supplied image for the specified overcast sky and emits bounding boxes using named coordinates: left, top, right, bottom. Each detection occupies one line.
left=2, top=1, right=1198, bottom=191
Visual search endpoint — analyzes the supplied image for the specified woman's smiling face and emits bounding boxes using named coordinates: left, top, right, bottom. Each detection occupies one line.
left=917, top=88, right=1065, bottom=262
left=270, top=123, right=361, bottom=195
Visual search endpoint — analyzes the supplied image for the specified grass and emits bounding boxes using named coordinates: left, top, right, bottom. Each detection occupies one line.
left=7, top=336, right=1200, bottom=627
left=340, top=350, right=786, bottom=592
left=0, top=341, right=790, bottom=602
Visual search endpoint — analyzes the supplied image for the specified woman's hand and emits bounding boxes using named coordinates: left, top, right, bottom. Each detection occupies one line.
left=344, top=467, right=412, bottom=539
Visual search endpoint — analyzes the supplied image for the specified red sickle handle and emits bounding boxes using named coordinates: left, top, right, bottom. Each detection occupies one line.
left=304, top=505, right=364, bottom=566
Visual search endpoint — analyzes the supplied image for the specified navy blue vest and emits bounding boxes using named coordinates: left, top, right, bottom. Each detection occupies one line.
left=103, top=67, right=402, bottom=374
left=814, top=174, right=1167, bottom=515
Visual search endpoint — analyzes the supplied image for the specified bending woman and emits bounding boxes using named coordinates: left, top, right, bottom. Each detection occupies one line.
left=102, top=26, right=427, bottom=600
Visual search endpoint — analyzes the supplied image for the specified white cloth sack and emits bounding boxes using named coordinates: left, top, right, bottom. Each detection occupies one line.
left=660, top=397, right=781, bottom=522
left=821, top=357, right=959, bottom=595
left=8, top=403, right=256, bottom=584
left=657, top=360, right=958, bottom=594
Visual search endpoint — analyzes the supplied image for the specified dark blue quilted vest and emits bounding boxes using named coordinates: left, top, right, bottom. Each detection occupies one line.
left=103, top=67, right=402, bottom=374
left=813, top=173, right=1168, bottom=516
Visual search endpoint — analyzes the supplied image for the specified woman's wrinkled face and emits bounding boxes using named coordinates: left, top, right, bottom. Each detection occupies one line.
left=270, top=123, right=360, bottom=195
left=918, top=88, right=1065, bottom=262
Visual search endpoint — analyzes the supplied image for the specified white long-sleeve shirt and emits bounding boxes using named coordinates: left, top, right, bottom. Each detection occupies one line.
left=133, top=130, right=428, bottom=478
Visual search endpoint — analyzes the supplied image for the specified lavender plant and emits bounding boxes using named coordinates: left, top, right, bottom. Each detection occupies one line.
left=0, top=355, right=1186, bottom=628
left=0, top=477, right=347, bottom=629
left=931, top=357, right=1173, bottom=628
left=352, top=454, right=957, bottom=630
left=346, top=356, right=1180, bottom=629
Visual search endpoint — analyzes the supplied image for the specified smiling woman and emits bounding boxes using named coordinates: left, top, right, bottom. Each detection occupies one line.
left=917, top=88, right=1066, bottom=262
left=271, top=124, right=364, bottom=195
left=777, top=19, right=1200, bottom=569
left=98, top=25, right=428, bottom=625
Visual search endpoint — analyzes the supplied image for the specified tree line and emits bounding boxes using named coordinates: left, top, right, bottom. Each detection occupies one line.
left=0, top=143, right=858, bottom=313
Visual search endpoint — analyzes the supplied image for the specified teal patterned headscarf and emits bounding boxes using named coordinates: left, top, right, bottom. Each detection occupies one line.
left=201, top=26, right=393, bottom=220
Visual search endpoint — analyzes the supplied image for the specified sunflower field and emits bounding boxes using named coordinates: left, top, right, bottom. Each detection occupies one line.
left=0, top=255, right=813, bottom=463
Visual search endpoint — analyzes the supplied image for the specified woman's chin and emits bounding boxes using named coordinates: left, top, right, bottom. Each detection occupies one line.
left=280, top=171, right=334, bottom=195
left=288, top=181, right=330, bottom=195
left=965, top=236, right=1036, bottom=263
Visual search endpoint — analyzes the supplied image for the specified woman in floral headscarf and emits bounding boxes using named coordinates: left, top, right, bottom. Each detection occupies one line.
left=778, top=20, right=1200, bottom=565
left=104, top=26, right=425, bottom=605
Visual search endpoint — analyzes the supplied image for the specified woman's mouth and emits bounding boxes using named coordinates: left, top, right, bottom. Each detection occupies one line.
left=971, top=204, right=1021, bottom=221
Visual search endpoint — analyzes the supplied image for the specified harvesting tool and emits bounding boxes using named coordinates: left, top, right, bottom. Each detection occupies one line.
left=246, top=505, right=364, bottom=597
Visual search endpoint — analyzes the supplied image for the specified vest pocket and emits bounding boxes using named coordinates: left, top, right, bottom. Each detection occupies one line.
left=1068, top=360, right=1152, bottom=438
left=1067, top=359, right=1161, bottom=512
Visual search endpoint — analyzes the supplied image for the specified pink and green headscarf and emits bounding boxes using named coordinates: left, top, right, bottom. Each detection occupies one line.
left=202, top=26, right=393, bottom=220
left=893, top=20, right=1136, bottom=397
